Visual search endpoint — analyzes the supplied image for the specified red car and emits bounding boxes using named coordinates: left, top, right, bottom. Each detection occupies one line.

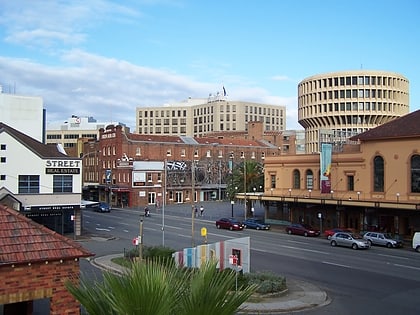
left=285, top=223, right=320, bottom=237
left=216, top=218, right=244, bottom=231
left=324, top=228, right=353, bottom=239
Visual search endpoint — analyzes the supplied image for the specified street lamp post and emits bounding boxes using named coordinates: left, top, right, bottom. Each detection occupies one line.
left=288, top=188, right=292, bottom=197
left=396, top=192, right=400, bottom=203
left=231, top=200, right=234, bottom=217
left=243, top=158, right=247, bottom=220
left=357, top=191, right=361, bottom=200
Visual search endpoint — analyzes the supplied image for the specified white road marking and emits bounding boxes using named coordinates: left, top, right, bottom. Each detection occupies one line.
left=322, top=261, right=352, bottom=268
left=377, top=253, right=409, bottom=260
left=393, top=263, right=420, bottom=271
left=281, top=245, right=330, bottom=255
left=96, top=227, right=111, bottom=232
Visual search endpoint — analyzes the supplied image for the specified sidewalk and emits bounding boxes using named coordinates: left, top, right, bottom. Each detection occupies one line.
left=90, top=254, right=330, bottom=314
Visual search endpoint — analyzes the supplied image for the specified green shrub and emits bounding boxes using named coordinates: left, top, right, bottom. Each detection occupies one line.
left=242, top=271, right=286, bottom=294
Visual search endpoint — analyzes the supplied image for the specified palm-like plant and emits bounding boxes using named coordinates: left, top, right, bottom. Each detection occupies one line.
left=227, top=160, right=264, bottom=216
left=66, top=260, right=256, bottom=315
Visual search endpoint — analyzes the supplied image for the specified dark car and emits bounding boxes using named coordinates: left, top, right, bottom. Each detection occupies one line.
left=285, top=223, right=320, bottom=237
left=243, top=218, right=270, bottom=230
left=216, top=218, right=244, bottom=231
left=94, top=202, right=111, bottom=213
left=363, top=232, right=403, bottom=248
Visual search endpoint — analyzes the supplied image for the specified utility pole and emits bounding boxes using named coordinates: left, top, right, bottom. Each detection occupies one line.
left=139, top=215, right=144, bottom=262
left=191, top=159, right=195, bottom=247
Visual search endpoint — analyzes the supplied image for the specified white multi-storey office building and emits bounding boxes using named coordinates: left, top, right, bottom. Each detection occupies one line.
left=46, top=115, right=125, bottom=151
left=0, top=86, right=45, bottom=142
left=298, top=70, right=409, bottom=153
left=136, top=96, right=286, bottom=137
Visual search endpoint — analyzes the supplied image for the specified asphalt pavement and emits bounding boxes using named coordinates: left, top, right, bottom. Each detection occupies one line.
left=86, top=200, right=331, bottom=314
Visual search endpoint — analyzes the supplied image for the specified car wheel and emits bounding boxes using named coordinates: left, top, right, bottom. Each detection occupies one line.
left=327, top=235, right=331, bottom=240
left=352, top=243, right=358, bottom=250
left=229, top=226, right=233, bottom=231
left=386, top=242, right=393, bottom=248
left=331, top=240, right=337, bottom=247
left=304, top=232, right=308, bottom=237
left=416, top=246, right=420, bottom=253
left=287, top=230, right=292, bottom=235
left=367, top=240, right=372, bottom=246
left=216, top=224, right=221, bottom=229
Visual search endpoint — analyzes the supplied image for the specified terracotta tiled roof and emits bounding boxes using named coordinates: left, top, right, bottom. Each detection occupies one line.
left=0, top=205, right=94, bottom=266
left=350, top=110, right=420, bottom=141
left=0, top=122, right=69, bottom=158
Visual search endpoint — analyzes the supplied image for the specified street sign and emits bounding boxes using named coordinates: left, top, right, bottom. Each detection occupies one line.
left=132, top=237, right=138, bottom=246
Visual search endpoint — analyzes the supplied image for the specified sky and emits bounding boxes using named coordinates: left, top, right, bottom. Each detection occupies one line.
left=0, top=0, right=419, bottom=131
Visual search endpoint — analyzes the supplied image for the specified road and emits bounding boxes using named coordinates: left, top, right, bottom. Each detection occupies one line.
left=79, top=204, right=420, bottom=315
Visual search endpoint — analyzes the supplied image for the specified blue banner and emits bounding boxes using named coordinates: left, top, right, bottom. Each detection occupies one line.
left=320, top=143, right=332, bottom=193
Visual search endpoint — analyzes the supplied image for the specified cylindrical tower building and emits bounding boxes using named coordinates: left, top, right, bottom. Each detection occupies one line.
left=298, top=70, right=409, bottom=153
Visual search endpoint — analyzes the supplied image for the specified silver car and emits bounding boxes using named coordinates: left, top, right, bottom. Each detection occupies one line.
left=363, top=232, right=402, bottom=248
left=330, top=232, right=370, bottom=250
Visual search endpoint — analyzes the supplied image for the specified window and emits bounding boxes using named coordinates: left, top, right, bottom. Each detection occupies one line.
left=347, top=175, right=354, bottom=191
left=0, top=144, right=6, bottom=150
left=411, top=155, right=420, bottom=193
left=270, top=174, right=276, bottom=188
left=306, top=170, right=313, bottom=189
left=293, top=170, right=300, bottom=189
left=136, top=147, right=141, bottom=156
left=147, top=173, right=152, bottom=182
left=19, top=175, right=40, bottom=193
left=0, top=157, right=5, bottom=163
left=181, top=149, right=186, bottom=157
left=53, top=175, right=73, bottom=193
left=373, top=156, right=384, bottom=192
left=0, top=175, right=5, bottom=180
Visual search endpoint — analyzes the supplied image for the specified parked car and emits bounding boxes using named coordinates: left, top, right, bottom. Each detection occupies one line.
left=412, top=232, right=420, bottom=252
left=243, top=218, right=270, bottom=230
left=285, top=223, right=320, bottom=237
left=324, top=228, right=353, bottom=239
left=330, top=232, right=370, bottom=250
left=363, top=232, right=402, bottom=248
left=216, top=218, right=244, bottom=231
left=94, top=202, right=111, bottom=213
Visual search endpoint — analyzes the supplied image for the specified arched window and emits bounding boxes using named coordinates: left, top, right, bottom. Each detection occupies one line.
left=293, top=169, right=300, bottom=189
left=411, top=155, right=420, bottom=193
left=373, top=156, right=384, bottom=192
left=306, top=170, right=314, bottom=189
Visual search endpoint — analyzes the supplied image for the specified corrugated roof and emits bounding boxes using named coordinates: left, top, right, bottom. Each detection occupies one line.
left=0, top=122, right=69, bottom=158
left=0, top=205, right=94, bottom=266
left=350, top=110, right=420, bottom=141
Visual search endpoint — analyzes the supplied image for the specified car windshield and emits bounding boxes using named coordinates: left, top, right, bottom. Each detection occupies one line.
left=352, top=234, right=363, bottom=239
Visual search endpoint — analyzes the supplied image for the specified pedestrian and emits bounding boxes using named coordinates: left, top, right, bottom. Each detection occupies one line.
left=195, top=206, right=198, bottom=217
left=200, top=205, right=204, bottom=216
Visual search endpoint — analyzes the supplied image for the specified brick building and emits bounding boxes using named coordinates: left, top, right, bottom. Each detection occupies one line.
left=80, top=124, right=282, bottom=208
left=0, top=204, right=93, bottom=315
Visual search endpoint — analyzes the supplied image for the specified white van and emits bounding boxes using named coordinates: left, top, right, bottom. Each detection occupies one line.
left=413, top=232, right=420, bottom=252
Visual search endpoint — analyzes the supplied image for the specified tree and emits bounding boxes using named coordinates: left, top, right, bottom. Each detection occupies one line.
left=227, top=160, right=264, bottom=216
left=66, top=260, right=256, bottom=315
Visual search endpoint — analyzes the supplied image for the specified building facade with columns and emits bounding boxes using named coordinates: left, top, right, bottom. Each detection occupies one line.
left=298, top=70, right=410, bottom=154
left=261, top=110, right=420, bottom=238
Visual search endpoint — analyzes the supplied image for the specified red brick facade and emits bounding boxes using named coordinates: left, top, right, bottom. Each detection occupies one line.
left=0, top=260, right=81, bottom=314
